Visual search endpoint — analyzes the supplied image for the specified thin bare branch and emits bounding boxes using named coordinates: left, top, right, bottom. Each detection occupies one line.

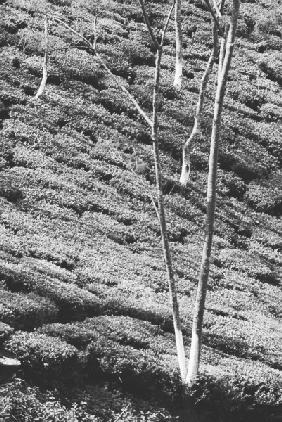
left=52, top=15, right=152, bottom=127
left=92, top=15, right=97, bottom=51
left=161, top=0, right=176, bottom=46
left=138, top=0, right=159, bottom=49
left=218, top=31, right=227, bottom=76
left=202, top=0, right=220, bottom=30
left=180, top=22, right=218, bottom=186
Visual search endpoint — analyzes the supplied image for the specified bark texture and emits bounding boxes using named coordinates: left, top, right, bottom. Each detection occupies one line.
left=186, top=0, right=240, bottom=386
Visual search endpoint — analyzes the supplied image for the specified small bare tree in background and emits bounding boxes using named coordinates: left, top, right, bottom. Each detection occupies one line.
left=35, top=14, right=48, bottom=99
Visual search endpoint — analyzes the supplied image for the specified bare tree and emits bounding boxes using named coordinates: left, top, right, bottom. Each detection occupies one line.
left=52, top=0, right=186, bottom=381
left=47, top=0, right=240, bottom=387
left=35, top=14, right=49, bottom=99
left=186, top=0, right=240, bottom=386
left=173, top=0, right=183, bottom=90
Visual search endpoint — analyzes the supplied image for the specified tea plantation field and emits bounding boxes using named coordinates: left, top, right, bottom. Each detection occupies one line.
left=0, top=0, right=281, bottom=420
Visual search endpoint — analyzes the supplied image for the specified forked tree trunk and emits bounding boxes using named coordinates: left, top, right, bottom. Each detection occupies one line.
left=180, top=23, right=218, bottom=186
left=35, top=15, right=48, bottom=99
left=173, top=0, right=183, bottom=90
left=139, top=0, right=186, bottom=380
left=186, top=0, right=240, bottom=386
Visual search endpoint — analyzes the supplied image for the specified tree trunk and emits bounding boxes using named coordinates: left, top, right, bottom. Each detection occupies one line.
left=152, top=47, right=186, bottom=381
left=180, top=24, right=218, bottom=186
left=35, top=15, right=48, bottom=99
left=186, top=0, right=240, bottom=386
left=173, top=0, right=183, bottom=90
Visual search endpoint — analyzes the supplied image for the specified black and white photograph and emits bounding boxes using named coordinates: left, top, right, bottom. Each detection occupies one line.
left=0, top=0, right=281, bottom=420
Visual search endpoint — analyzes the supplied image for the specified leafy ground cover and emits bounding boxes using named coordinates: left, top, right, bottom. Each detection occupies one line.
left=0, top=0, right=281, bottom=420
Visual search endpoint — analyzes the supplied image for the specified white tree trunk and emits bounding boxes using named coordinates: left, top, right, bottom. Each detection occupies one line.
left=173, top=0, right=183, bottom=90
left=151, top=22, right=186, bottom=382
left=35, top=15, right=48, bottom=99
left=186, top=0, right=240, bottom=386
left=139, top=0, right=186, bottom=379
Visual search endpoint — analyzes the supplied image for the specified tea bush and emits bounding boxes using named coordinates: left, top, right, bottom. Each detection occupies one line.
left=40, top=316, right=175, bottom=354
left=0, top=289, right=59, bottom=329
left=4, top=331, right=80, bottom=383
left=246, top=181, right=282, bottom=216
left=0, top=262, right=103, bottom=319
left=0, top=321, right=14, bottom=345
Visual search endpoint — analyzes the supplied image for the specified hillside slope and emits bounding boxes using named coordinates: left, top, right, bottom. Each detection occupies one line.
left=0, top=0, right=281, bottom=420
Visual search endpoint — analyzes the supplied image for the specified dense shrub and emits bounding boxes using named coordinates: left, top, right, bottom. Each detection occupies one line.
left=220, top=172, right=247, bottom=199
left=260, top=103, right=282, bottom=122
left=40, top=316, right=181, bottom=399
left=217, top=248, right=279, bottom=285
left=0, top=321, right=14, bottom=345
left=4, top=331, right=80, bottom=383
left=0, top=173, right=24, bottom=202
left=246, top=181, right=282, bottom=216
left=0, top=289, right=59, bottom=330
left=0, top=379, right=98, bottom=422
left=0, top=263, right=103, bottom=320
left=40, top=316, right=174, bottom=353
left=86, top=338, right=182, bottom=401
left=259, top=56, right=282, bottom=86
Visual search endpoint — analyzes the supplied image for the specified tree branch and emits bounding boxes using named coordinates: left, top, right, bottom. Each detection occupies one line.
left=212, top=0, right=222, bottom=18
left=161, top=0, right=176, bottom=46
left=52, top=15, right=152, bottom=127
left=92, top=15, right=97, bottom=51
left=180, top=22, right=218, bottom=186
left=202, top=0, right=220, bottom=31
left=138, top=0, right=160, bottom=50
